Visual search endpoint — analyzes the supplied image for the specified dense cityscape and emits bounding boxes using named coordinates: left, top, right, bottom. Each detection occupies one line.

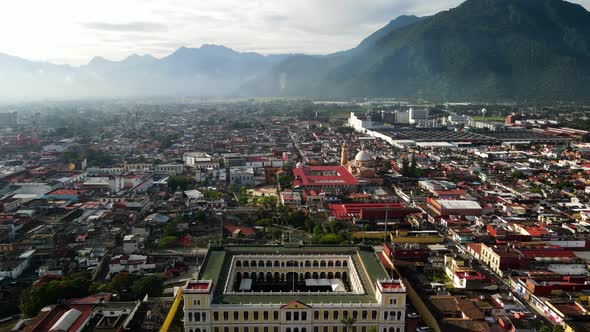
left=0, top=99, right=589, bottom=331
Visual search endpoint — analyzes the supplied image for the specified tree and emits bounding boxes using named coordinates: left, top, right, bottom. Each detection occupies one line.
left=165, top=224, right=177, bottom=237
left=538, top=326, right=552, bottom=332
left=401, top=158, right=410, bottom=177
left=167, top=176, right=193, bottom=191
left=19, top=274, right=93, bottom=317
left=110, top=272, right=131, bottom=293
left=410, top=154, right=417, bottom=177
left=132, top=275, right=164, bottom=298
left=19, top=288, right=42, bottom=317
left=341, top=317, right=356, bottom=332
left=511, top=170, right=526, bottom=180
left=552, top=326, right=565, bottom=332
left=159, top=236, right=178, bottom=248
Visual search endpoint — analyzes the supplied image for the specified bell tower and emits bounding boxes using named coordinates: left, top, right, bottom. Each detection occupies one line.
left=340, top=142, right=349, bottom=166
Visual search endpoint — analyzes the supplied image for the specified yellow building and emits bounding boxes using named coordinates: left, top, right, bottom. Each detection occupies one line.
left=183, top=246, right=407, bottom=332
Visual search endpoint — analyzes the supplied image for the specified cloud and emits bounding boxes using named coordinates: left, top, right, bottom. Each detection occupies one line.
left=1, top=0, right=590, bottom=65
left=82, top=21, right=168, bottom=33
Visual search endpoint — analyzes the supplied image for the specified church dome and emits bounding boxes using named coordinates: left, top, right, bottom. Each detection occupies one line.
left=355, top=150, right=371, bottom=162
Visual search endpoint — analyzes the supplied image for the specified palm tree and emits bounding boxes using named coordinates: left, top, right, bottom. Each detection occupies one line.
left=341, top=317, right=356, bottom=332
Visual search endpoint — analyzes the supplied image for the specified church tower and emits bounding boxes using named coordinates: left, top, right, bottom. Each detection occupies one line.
left=340, top=142, right=349, bottom=166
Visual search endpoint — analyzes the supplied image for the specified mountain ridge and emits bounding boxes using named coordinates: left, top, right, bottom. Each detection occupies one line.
left=3, top=0, right=590, bottom=101
left=244, top=0, right=590, bottom=101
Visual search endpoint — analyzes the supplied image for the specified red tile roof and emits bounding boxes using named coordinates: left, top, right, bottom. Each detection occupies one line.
left=223, top=222, right=256, bottom=236
left=293, top=166, right=359, bottom=187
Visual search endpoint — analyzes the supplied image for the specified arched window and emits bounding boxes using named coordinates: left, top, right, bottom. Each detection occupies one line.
left=266, top=272, right=273, bottom=280
left=258, top=272, right=265, bottom=280
left=313, top=260, right=319, bottom=267
left=243, top=261, right=249, bottom=267
left=335, top=261, right=342, bottom=267
left=328, top=272, right=334, bottom=279
left=305, top=272, right=311, bottom=279
left=274, top=260, right=280, bottom=267
left=320, top=272, right=326, bottom=278
left=251, top=260, right=257, bottom=267
left=266, top=260, right=272, bottom=267
left=196, top=328, right=201, bottom=332
left=327, top=260, right=334, bottom=267
left=343, top=260, right=348, bottom=267
left=312, top=272, right=319, bottom=279
left=335, top=272, right=341, bottom=278
left=320, top=261, right=326, bottom=267
left=236, top=261, right=242, bottom=267
left=259, top=260, right=265, bottom=267
left=305, top=260, right=311, bottom=267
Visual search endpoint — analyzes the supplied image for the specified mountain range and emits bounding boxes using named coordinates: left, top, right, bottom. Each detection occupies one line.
left=2, top=0, right=590, bottom=101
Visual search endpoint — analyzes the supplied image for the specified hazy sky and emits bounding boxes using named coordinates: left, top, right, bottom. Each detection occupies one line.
left=2, top=0, right=589, bottom=66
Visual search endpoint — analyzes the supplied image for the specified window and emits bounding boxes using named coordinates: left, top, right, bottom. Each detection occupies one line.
left=254, top=311, right=259, bottom=320
left=362, top=311, right=368, bottom=320
left=371, top=311, right=377, bottom=320
left=264, top=328, right=268, bottom=332
left=254, top=328, right=259, bottom=332
left=384, top=312, right=388, bottom=320
left=245, top=327, right=249, bottom=332
left=324, top=311, right=329, bottom=320
left=202, top=313, right=207, bottom=321
left=244, top=311, right=249, bottom=320
left=294, top=312, right=299, bottom=321
left=234, top=311, right=239, bottom=321
left=263, top=311, right=269, bottom=320
left=224, top=327, right=229, bottom=332
left=314, top=328, right=319, bottom=332
left=286, top=312, right=292, bottom=321
left=215, top=328, right=219, bottom=332
left=274, top=311, right=279, bottom=320
left=314, top=311, right=319, bottom=320
left=234, top=328, right=238, bottom=332
left=352, top=311, right=358, bottom=320
left=188, top=312, right=193, bottom=321
left=195, top=312, right=200, bottom=321
left=334, top=311, right=339, bottom=319
left=224, top=312, right=229, bottom=320
left=302, top=312, right=307, bottom=320
left=274, top=327, right=279, bottom=332
left=214, top=312, right=219, bottom=321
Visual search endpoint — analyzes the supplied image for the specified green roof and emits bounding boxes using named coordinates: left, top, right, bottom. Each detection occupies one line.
left=198, top=245, right=391, bottom=305
left=200, top=249, right=226, bottom=281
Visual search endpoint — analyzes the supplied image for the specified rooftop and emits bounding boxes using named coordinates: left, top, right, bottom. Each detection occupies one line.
left=197, top=246, right=391, bottom=305
left=293, top=166, right=359, bottom=187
